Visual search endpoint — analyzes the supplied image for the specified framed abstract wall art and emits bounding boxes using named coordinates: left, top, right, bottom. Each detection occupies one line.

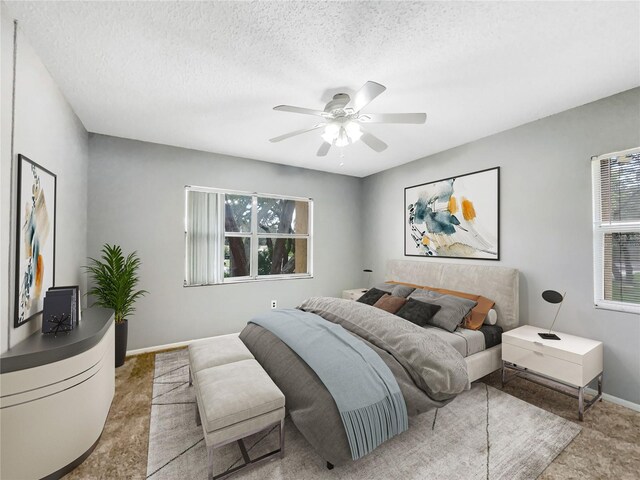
left=15, top=154, right=57, bottom=327
left=405, top=167, right=499, bottom=260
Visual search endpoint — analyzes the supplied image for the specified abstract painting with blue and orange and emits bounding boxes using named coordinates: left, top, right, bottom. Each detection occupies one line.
left=405, top=168, right=499, bottom=260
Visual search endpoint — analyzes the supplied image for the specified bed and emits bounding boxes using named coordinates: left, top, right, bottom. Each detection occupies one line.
left=239, top=260, right=519, bottom=467
left=385, top=259, right=520, bottom=382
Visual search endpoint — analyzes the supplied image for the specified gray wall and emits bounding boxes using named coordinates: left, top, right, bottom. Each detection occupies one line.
left=87, top=135, right=363, bottom=350
left=1, top=8, right=88, bottom=352
left=362, top=88, right=640, bottom=404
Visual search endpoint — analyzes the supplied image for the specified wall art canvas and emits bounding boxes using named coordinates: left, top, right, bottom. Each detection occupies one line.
left=405, top=167, right=499, bottom=260
left=15, top=154, right=56, bottom=327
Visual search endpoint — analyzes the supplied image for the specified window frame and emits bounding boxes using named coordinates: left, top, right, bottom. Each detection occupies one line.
left=591, top=147, right=640, bottom=315
left=184, top=185, right=313, bottom=286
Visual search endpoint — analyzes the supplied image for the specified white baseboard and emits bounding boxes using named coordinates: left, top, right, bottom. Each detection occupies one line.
left=126, top=332, right=240, bottom=356
left=585, top=387, right=640, bottom=412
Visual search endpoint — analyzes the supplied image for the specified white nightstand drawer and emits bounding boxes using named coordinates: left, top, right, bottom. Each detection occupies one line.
left=502, top=343, right=583, bottom=386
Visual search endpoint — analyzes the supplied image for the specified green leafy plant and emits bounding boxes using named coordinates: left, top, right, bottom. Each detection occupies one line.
left=85, top=244, right=148, bottom=324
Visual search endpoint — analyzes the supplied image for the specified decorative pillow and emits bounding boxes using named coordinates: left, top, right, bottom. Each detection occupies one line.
left=396, top=299, right=441, bottom=327
left=371, top=282, right=395, bottom=294
left=484, top=309, right=498, bottom=325
left=373, top=294, right=408, bottom=314
left=371, top=282, right=415, bottom=298
left=408, top=290, right=477, bottom=332
left=433, top=288, right=495, bottom=330
left=356, top=287, right=387, bottom=305
left=403, top=285, right=494, bottom=330
left=391, top=284, right=416, bottom=298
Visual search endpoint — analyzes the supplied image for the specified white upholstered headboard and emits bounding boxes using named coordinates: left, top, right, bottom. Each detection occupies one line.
left=386, top=259, right=520, bottom=331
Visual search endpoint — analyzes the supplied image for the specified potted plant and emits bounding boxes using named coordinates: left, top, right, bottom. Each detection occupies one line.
left=85, top=244, right=148, bottom=367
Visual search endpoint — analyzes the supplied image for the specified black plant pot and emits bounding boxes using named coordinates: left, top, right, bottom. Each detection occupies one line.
left=115, top=320, right=128, bottom=368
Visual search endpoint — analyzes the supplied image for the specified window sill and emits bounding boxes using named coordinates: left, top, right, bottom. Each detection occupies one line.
left=184, top=274, right=313, bottom=287
left=594, top=302, right=640, bottom=315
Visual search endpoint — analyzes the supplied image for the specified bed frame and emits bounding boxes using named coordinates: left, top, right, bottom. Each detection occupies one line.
left=386, top=259, right=520, bottom=382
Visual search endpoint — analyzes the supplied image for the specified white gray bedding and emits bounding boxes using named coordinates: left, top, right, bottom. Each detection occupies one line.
left=424, top=325, right=486, bottom=357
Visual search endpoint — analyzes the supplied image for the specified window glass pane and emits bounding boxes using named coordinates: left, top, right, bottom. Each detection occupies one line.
left=258, top=238, right=308, bottom=275
left=224, top=237, right=251, bottom=278
left=599, top=156, right=640, bottom=223
left=257, top=197, right=309, bottom=234
left=225, top=194, right=252, bottom=232
left=603, top=232, right=640, bottom=305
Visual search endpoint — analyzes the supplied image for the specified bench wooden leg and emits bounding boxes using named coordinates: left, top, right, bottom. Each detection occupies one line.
left=195, top=405, right=201, bottom=427
left=189, top=367, right=193, bottom=386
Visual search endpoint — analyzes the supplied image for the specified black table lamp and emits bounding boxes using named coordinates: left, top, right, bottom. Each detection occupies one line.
left=539, top=290, right=565, bottom=340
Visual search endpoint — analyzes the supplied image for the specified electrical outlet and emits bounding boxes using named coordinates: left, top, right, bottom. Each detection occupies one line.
left=270, top=300, right=277, bottom=309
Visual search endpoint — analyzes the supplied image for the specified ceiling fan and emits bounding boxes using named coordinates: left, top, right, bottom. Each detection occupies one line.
left=269, top=81, right=426, bottom=157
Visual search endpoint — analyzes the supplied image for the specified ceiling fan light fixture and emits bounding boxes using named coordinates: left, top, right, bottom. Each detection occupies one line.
left=345, top=121, right=362, bottom=142
left=321, top=123, right=340, bottom=144
left=322, top=121, right=362, bottom=147
left=335, top=127, right=350, bottom=147
left=271, top=81, right=424, bottom=155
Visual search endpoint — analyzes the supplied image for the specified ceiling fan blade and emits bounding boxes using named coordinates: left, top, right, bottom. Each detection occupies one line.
left=360, top=130, right=388, bottom=152
left=273, top=105, right=328, bottom=117
left=269, top=124, right=324, bottom=143
left=358, top=113, right=426, bottom=124
left=346, top=81, right=386, bottom=113
left=317, top=141, right=332, bottom=157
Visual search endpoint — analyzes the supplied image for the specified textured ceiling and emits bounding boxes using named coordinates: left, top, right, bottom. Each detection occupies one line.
left=4, top=1, right=639, bottom=177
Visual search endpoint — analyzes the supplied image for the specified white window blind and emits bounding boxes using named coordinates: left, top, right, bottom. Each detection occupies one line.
left=184, top=186, right=313, bottom=286
left=592, top=147, right=640, bottom=313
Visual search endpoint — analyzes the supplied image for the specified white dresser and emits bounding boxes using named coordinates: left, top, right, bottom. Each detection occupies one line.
left=0, top=309, right=115, bottom=479
left=502, top=325, right=603, bottom=420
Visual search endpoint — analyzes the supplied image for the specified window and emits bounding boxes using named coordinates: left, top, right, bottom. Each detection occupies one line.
left=184, top=187, right=312, bottom=285
left=592, top=147, right=640, bottom=313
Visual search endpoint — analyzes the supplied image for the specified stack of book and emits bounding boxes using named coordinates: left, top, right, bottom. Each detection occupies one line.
left=42, top=286, right=81, bottom=334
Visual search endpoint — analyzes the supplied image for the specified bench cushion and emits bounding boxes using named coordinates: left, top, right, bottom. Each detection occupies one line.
left=189, top=335, right=254, bottom=373
left=194, top=359, right=285, bottom=433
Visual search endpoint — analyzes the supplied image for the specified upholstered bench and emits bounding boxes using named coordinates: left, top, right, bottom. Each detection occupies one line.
left=188, top=335, right=254, bottom=385
left=189, top=336, right=285, bottom=480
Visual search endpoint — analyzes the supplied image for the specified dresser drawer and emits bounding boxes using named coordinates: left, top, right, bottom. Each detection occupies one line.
left=502, top=343, right=584, bottom=386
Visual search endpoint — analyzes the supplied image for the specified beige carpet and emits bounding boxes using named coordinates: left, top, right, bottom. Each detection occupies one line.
left=63, top=352, right=155, bottom=480
left=146, top=350, right=580, bottom=479
left=64, top=348, right=640, bottom=479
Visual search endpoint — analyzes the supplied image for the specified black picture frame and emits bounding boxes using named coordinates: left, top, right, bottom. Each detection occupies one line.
left=404, top=166, right=500, bottom=260
left=14, top=154, right=57, bottom=327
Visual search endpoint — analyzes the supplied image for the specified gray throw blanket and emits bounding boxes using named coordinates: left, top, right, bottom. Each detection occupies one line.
left=250, top=308, right=408, bottom=460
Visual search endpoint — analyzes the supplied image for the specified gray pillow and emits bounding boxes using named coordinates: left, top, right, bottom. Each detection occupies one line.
left=408, top=290, right=477, bottom=332
left=372, top=282, right=415, bottom=298
left=391, top=284, right=416, bottom=298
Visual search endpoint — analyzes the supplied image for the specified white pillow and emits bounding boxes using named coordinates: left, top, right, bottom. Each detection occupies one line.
left=484, top=309, right=498, bottom=325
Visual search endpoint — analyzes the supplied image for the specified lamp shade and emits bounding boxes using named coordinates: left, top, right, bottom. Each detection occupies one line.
left=542, top=290, right=564, bottom=304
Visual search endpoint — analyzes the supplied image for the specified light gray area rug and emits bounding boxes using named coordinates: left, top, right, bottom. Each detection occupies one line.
left=147, top=350, right=580, bottom=480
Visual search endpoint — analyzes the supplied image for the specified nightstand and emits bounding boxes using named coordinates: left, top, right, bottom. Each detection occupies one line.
left=502, top=325, right=603, bottom=420
left=342, top=288, right=368, bottom=301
